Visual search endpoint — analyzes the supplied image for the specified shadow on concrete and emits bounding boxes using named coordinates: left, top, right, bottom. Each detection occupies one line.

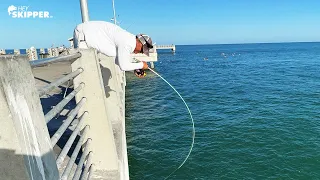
left=34, top=76, right=53, bottom=84
left=0, top=149, right=59, bottom=179
left=34, top=76, right=73, bottom=90
left=100, top=64, right=116, bottom=98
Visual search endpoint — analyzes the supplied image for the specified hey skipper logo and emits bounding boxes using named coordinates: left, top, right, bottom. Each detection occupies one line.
left=8, top=5, right=53, bottom=18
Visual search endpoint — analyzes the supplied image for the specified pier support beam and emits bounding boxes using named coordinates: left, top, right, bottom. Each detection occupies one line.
left=150, top=62, right=155, bottom=68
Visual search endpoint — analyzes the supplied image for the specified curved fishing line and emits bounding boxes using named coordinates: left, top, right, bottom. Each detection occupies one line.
left=148, top=67, right=195, bottom=180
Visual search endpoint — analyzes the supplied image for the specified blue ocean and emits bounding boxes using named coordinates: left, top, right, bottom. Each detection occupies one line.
left=125, top=42, right=320, bottom=179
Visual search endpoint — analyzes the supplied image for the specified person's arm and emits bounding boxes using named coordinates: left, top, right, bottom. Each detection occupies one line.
left=117, top=45, right=144, bottom=71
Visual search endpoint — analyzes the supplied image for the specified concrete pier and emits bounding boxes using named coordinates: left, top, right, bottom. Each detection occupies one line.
left=156, top=44, right=176, bottom=53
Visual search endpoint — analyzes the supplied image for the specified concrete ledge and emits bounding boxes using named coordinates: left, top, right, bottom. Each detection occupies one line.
left=131, top=52, right=158, bottom=62
left=98, top=53, right=129, bottom=180
left=71, top=49, right=120, bottom=179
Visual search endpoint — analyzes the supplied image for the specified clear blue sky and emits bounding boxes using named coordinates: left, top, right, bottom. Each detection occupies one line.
left=1, top=0, right=320, bottom=48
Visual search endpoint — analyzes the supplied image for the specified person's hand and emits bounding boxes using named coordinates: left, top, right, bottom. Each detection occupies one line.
left=142, top=61, right=149, bottom=69
left=134, top=69, right=146, bottom=78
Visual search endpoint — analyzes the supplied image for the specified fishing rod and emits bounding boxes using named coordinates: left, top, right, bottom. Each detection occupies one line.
left=146, top=67, right=196, bottom=179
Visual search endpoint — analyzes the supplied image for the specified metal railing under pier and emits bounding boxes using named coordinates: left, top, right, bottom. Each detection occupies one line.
left=30, top=53, right=81, bottom=68
left=0, top=52, right=93, bottom=179
left=30, top=52, right=94, bottom=179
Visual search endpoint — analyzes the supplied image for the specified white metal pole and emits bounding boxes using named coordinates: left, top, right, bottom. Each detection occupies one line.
left=112, top=0, right=117, bottom=25
left=80, top=0, right=89, bottom=22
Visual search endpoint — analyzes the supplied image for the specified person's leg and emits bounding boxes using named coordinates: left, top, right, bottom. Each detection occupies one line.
left=73, top=29, right=88, bottom=49
left=73, top=29, right=79, bottom=49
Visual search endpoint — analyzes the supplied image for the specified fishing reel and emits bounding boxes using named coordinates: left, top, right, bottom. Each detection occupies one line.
left=134, top=69, right=146, bottom=78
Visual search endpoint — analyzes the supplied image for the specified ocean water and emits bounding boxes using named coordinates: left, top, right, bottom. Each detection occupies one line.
left=125, top=42, right=320, bottom=180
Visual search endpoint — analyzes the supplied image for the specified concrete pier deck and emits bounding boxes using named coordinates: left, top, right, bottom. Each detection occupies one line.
left=32, top=61, right=72, bottom=92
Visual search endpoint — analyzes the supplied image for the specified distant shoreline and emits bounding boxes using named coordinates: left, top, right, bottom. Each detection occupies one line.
left=176, top=41, right=320, bottom=46
left=2, top=41, right=320, bottom=50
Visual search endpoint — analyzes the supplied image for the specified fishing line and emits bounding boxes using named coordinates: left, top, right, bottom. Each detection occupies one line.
left=148, top=67, right=195, bottom=180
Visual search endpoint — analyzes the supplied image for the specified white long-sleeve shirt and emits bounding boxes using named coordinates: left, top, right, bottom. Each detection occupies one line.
left=74, top=21, right=143, bottom=71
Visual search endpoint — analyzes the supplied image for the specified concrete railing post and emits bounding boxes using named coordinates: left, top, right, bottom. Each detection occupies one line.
left=71, top=49, right=120, bottom=179
left=0, top=55, right=59, bottom=180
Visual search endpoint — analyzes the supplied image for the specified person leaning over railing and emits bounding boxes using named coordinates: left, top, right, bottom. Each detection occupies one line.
left=73, top=21, right=154, bottom=78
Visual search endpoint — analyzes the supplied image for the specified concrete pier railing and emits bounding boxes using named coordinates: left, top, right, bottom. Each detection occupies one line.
left=0, top=49, right=128, bottom=180
left=0, top=46, right=70, bottom=60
